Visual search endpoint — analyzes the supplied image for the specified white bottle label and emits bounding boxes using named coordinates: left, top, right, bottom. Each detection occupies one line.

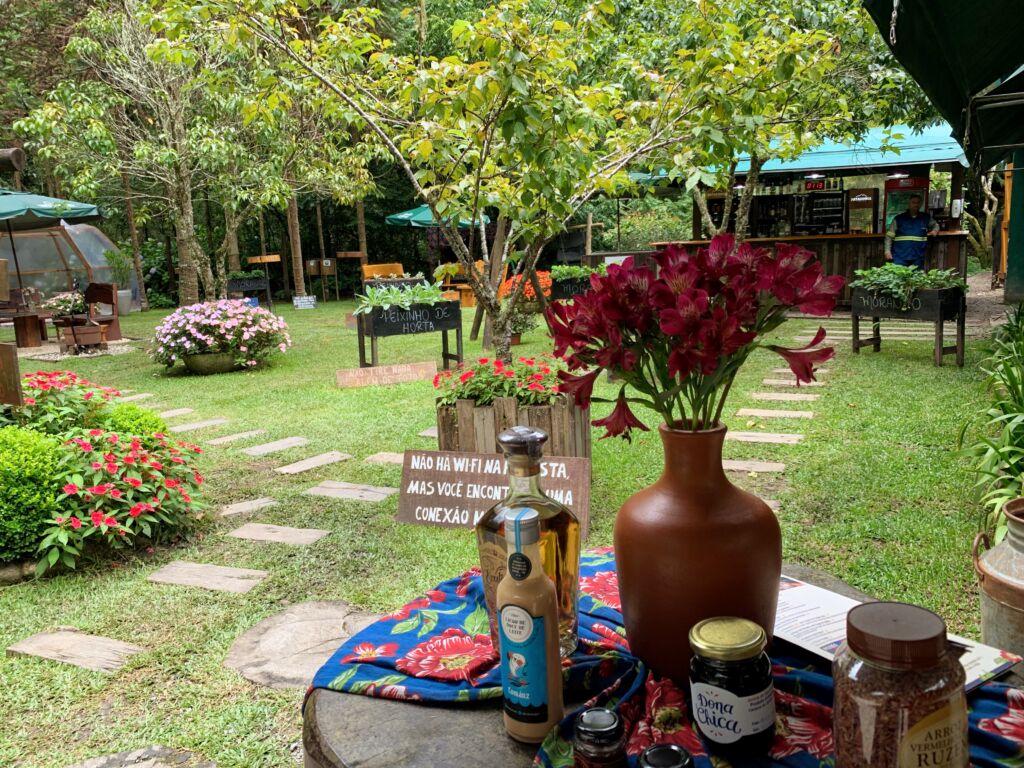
left=690, top=682, right=775, bottom=744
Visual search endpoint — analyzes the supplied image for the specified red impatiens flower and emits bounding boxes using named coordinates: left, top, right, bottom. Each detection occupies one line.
left=69, top=517, right=81, bottom=530
left=105, top=462, right=118, bottom=473
left=767, top=327, right=834, bottom=384
left=395, top=628, right=496, bottom=682
left=63, top=483, right=79, bottom=495
left=459, top=370, right=475, bottom=384
left=23, top=397, right=36, bottom=405
left=89, top=429, right=104, bottom=437
left=104, top=516, right=117, bottom=527
left=592, top=390, right=649, bottom=441
left=340, top=642, right=400, bottom=664
left=125, top=478, right=142, bottom=488
left=90, top=510, right=104, bottom=526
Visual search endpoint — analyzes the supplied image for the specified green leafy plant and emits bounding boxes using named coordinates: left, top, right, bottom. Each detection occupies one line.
left=550, top=264, right=607, bottom=281
left=354, top=282, right=447, bottom=314
left=0, top=370, right=120, bottom=436
left=433, top=263, right=460, bottom=282
left=101, top=403, right=169, bottom=438
left=0, top=427, right=62, bottom=564
left=227, top=269, right=266, bottom=281
left=850, top=264, right=967, bottom=310
left=152, top=300, right=291, bottom=369
left=37, top=429, right=206, bottom=573
left=506, top=299, right=540, bottom=336
left=104, top=249, right=134, bottom=287
left=434, top=355, right=565, bottom=407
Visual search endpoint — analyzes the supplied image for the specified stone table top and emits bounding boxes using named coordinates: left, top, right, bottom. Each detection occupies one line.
left=302, top=564, right=872, bottom=768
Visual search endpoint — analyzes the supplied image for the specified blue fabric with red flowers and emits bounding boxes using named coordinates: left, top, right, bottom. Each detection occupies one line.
left=310, top=549, right=1024, bottom=766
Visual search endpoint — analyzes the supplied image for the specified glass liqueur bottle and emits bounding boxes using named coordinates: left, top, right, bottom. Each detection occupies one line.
left=476, top=426, right=581, bottom=658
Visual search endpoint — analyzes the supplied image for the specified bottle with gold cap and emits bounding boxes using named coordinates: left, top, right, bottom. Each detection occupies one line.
left=476, top=426, right=581, bottom=658
left=688, top=617, right=775, bottom=757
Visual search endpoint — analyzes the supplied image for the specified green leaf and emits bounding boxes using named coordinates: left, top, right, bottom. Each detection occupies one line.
left=390, top=615, right=420, bottom=635
left=463, top=604, right=490, bottom=637
left=328, top=666, right=360, bottom=691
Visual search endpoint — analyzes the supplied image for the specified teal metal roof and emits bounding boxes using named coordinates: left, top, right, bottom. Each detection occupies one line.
left=630, top=123, right=967, bottom=186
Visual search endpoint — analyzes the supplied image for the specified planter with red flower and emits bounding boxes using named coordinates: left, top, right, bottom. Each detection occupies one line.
left=548, top=234, right=842, bottom=684
left=433, top=355, right=591, bottom=458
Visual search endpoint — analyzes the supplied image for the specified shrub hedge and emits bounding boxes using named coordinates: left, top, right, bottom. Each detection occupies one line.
left=0, top=427, right=62, bottom=564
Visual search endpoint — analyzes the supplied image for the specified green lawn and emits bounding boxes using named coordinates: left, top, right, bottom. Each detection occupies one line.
left=0, top=303, right=993, bottom=767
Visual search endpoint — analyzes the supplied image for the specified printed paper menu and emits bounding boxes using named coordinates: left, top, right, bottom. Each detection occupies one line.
left=775, top=575, right=1021, bottom=692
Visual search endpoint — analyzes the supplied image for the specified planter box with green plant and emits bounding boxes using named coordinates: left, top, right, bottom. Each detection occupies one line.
left=364, top=271, right=427, bottom=291
left=354, top=282, right=462, bottom=367
left=849, top=264, right=967, bottom=366
left=226, top=269, right=270, bottom=294
left=433, top=355, right=591, bottom=458
left=550, top=263, right=608, bottom=302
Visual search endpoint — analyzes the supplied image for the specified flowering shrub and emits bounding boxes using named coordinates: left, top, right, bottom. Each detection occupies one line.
left=40, top=291, right=85, bottom=316
left=36, top=429, right=205, bottom=572
left=434, top=356, right=564, bottom=406
left=499, top=270, right=552, bottom=301
left=549, top=234, right=843, bottom=439
left=0, top=370, right=120, bottom=436
left=151, top=299, right=291, bottom=369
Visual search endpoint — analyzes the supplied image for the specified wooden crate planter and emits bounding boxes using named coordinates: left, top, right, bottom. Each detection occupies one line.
left=550, top=276, right=592, bottom=302
left=357, top=300, right=463, bottom=369
left=227, top=277, right=269, bottom=293
left=436, top=395, right=592, bottom=458
left=851, top=286, right=965, bottom=367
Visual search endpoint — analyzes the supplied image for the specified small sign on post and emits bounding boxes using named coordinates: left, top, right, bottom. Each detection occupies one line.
left=397, top=450, right=591, bottom=538
left=293, top=295, right=317, bottom=310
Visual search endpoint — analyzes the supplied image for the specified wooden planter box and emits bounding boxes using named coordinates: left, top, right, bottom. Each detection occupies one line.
left=850, top=286, right=966, bottom=367
left=436, top=395, right=592, bottom=458
left=550, top=276, right=593, bottom=302
left=227, top=277, right=269, bottom=293
left=357, top=300, right=462, bottom=369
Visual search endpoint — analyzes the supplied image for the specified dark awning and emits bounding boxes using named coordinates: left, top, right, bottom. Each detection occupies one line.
left=863, top=0, right=1024, bottom=168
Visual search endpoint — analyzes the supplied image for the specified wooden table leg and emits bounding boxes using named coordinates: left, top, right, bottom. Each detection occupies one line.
left=357, top=318, right=369, bottom=368
left=872, top=317, right=881, bottom=352
left=957, top=299, right=966, bottom=368
left=13, top=315, right=42, bottom=348
left=934, top=319, right=944, bottom=367
left=852, top=314, right=860, bottom=354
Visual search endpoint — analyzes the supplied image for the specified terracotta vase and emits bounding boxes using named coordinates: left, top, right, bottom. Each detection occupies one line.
left=614, top=423, right=782, bottom=683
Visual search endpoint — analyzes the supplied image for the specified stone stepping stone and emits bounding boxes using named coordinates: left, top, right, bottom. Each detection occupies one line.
left=418, top=426, right=438, bottom=438
left=148, top=561, right=268, bottom=593
left=67, top=746, right=215, bottom=768
left=120, top=393, right=153, bottom=402
left=766, top=500, right=782, bottom=512
left=771, top=368, right=828, bottom=375
left=242, top=436, right=309, bottom=456
left=737, top=408, right=814, bottom=420
left=224, top=601, right=380, bottom=689
left=220, top=498, right=278, bottom=517
left=365, top=452, right=405, bottom=465
left=723, top=459, right=786, bottom=473
left=752, top=392, right=819, bottom=402
left=275, top=451, right=352, bottom=475
left=158, top=407, right=194, bottom=419
left=169, top=417, right=230, bottom=433
left=727, top=431, right=803, bottom=445
left=227, top=523, right=329, bottom=546
left=7, top=629, right=142, bottom=673
left=762, top=379, right=825, bottom=388
left=208, top=429, right=267, bottom=445
left=305, top=480, right=398, bottom=502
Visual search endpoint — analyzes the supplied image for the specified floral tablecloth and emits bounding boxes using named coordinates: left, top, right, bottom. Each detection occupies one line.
left=309, top=549, right=1024, bottom=767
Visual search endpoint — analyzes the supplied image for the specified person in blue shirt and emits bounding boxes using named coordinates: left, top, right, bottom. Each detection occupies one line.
left=884, top=193, right=939, bottom=268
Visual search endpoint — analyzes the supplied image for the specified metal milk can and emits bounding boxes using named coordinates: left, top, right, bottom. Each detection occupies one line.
left=974, top=498, right=1024, bottom=657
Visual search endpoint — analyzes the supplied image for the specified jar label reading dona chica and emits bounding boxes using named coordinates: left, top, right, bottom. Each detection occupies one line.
left=690, top=682, right=775, bottom=744
left=897, top=699, right=968, bottom=768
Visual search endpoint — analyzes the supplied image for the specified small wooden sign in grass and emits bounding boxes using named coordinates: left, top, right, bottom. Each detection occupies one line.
left=335, top=361, right=438, bottom=389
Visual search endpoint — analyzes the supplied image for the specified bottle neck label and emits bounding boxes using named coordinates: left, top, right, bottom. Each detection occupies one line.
left=508, top=551, right=532, bottom=580
left=499, top=606, right=549, bottom=723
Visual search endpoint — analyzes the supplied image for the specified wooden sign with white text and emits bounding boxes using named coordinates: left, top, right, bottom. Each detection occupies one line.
left=397, top=450, right=590, bottom=538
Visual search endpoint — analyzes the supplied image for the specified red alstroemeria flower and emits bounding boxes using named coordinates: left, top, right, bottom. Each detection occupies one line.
left=340, top=642, right=400, bottom=664
left=767, top=327, right=834, bottom=384
left=395, top=627, right=496, bottom=683
left=592, top=391, right=649, bottom=442
left=557, top=367, right=602, bottom=408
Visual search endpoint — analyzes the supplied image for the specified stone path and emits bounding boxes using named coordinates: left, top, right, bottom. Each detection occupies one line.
left=158, top=407, right=194, bottom=419
left=305, top=480, right=398, bottom=502
left=67, top=746, right=215, bottom=768
left=723, top=459, right=786, bottom=473
left=169, top=417, right=230, bottom=433
left=752, top=392, right=819, bottom=402
left=119, top=393, right=153, bottom=402
left=737, top=408, right=814, bottom=419
left=418, top=426, right=438, bottom=438
left=726, top=431, right=803, bottom=445
left=220, top=498, right=277, bottom=517
left=148, top=561, right=268, bottom=594
left=7, top=629, right=142, bottom=673
left=365, top=452, right=405, bottom=465
left=241, top=436, right=309, bottom=456
left=762, top=378, right=825, bottom=388
left=771, top=368, right=828, bottom=375
left=224, top=601, right=380, bottom=689
left=208, top=429, right=267, bottom=445
left=275, top=451, right=352, bottom=475
left=227, top=523, right=329, bottom=546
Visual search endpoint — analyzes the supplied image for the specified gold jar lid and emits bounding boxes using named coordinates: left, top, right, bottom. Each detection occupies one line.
left=689, top=617, right=766, bottom=662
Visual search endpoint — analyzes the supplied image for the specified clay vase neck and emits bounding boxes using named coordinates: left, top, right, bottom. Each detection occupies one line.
left=657, top=423, right=729, bottom=497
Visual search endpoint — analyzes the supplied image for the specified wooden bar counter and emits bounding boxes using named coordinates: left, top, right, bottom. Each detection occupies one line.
left=651, top=231, right=968, bottom=305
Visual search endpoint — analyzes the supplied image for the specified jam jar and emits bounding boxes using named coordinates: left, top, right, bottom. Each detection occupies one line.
left=638, top=744, right=694, bottom=768
left=688, top=617, right=776, bottom=757
left=573, top=707, right=627, bottom=768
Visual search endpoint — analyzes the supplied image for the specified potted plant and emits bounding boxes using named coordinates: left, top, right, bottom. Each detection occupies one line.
left=104, top=249, right=135, bottom=315
left=226, top=269, right=270, bottom=294
left=151, top=299, right=291, bottom=374
left=849, top=264, right=966, bottom=317
left=550, top=263, right=607, bottom=302
left=506, top=299, right=539, bottom=345
left=40, top=291, right=85, bottom=318
left=548, top=234, right=842, bottom=683
left=433, top=354, right=591, bottom=458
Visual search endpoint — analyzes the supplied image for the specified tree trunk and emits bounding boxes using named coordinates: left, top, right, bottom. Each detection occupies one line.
left=732, top=155, right=764, bottom=244
left=286, top=195, right=306, bottom=296
left=171, top=181, right=200, bottom=306
left=355, top=199, right=368, bottom=261
left=120, top=170, right=148, bottom=310
left=163, top=231, right=176, bottom=297
left=225, top=208, right=242, bottom=274
left=257, top=208, right=268, bottom=255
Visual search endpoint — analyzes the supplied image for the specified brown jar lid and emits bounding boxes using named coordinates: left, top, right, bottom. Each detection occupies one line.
left=846, top=602, right=948, bottom=669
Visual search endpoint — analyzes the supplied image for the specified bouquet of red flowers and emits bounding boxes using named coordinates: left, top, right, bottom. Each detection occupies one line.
left=548, top=235, right=843, bottom=439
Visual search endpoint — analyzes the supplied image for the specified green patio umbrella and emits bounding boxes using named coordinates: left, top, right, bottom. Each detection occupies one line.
left=0, top=189, right=101, bottom=291
left=385, top=204, right=490, bottom=229
left=863, top=0, right=1024, bottom=168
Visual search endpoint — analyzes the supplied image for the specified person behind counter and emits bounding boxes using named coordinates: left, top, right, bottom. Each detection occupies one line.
left=884, top=193, right=939, bottom=268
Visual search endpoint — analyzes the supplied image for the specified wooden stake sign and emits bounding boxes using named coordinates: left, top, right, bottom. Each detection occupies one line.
left=397, top=450, right=591, bottom=538
left=0, top=343, right=22, bottom=406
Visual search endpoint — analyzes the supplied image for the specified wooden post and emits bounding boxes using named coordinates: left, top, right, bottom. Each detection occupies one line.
left=315, top=201, right=327, bottom=302
left=356, top=200, right=368, bottom=263
left=584, top=212, right=594, bottom=267
left=257, top=209, right=268, bottom=256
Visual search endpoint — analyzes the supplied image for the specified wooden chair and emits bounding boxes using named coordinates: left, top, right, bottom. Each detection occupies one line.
left=84, top=282, right=123, bottom=341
